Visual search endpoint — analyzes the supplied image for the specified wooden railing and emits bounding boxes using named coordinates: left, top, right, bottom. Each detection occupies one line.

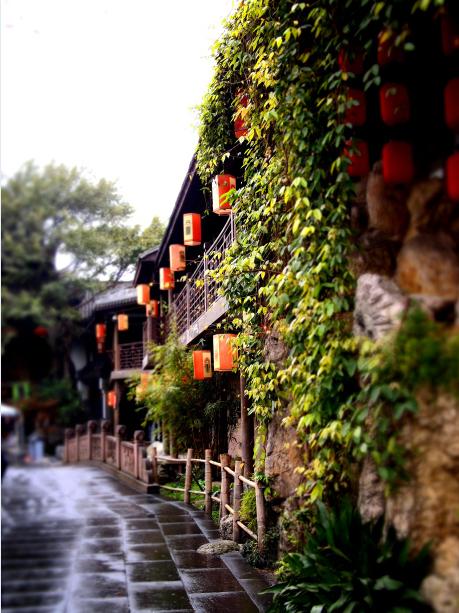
left=64, top=421, right=154, bottom=485
left=151, top=447, right=266, bottom=552
left=173, top=215, right=235, bottom=338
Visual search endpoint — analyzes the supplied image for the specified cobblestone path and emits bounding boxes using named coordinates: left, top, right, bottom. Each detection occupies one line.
left=1, top=464, right=272, bottom=612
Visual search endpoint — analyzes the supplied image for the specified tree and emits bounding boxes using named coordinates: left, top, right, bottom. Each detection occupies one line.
left=1, top=161, right=165, bottom=334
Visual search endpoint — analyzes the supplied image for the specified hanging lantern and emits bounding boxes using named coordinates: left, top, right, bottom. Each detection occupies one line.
left=107, top=390, right=117, bottom=408
left=159, top=267, right=174, bottom=290
left=212, top=175, right=236, bottom=215
left=140, top=372, right=151, bottom=390
left=95, top=324, right=106, bottom=339
left=344, top=89, right=366, bottom=126
left=377, top=30, right=405, bottom=66
left=441, top=14, right=459, bottom=56
left=213, top=334, right=237, bottom=372
left=344, top=140, right=370, bottom=177
left=33, top=325, right=48, bottom=337
left=183, top=213, right=201, bottom=246
left=136, top=284, right=150, bottom=305
left=117, top=314, right=129, bottom=331
left=382, top=141, right=414, bottom=184
left=97, top=340, right=105, bottom=354
left=338, top=49, right=364, bottom=74
left=234, top=92, right=249, bottom=139
left=192, top=350, right=213, bottom=380
left=379, top=83, right=410, bottom=126
left=444, top=78, right=459, bottom=131
left=169, top=244, right=186, bottom=272
left=446, top=153, right=459, bottom=201
left=146, top=300, right=159, bottom=318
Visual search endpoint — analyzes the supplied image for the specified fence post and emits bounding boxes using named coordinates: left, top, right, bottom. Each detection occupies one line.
left=75, top=424, right=84, bottom=462
left=232, top=460, right=242, bottom=542
left=115, top=425, right=126, bottom=470
left=151, top=446, right=158, bottom=483
left=133, top=430, right=144, bottom=479
left=205, top=449, right=212, bottom=516
left=87, top=420, right=97, bottom=460
left=184, top=448, right=193, bottom=504
left=101, top=420, right=110, bottom=462
left=220, top=454, right=231, bottom=519
left=64, top=428, right=74, bottom=463
left=255, top=481, right=266, bottom=552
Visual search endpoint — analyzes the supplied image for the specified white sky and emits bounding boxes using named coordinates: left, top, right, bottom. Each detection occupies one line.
left=1, top=0, right=234, bottom=227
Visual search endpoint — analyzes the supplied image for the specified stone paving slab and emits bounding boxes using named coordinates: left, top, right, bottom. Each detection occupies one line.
left=1, top=464, right=272, bottom=612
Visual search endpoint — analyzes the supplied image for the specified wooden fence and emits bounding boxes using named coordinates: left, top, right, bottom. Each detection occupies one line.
left=64, top=421, right=266, bottom=552
left=151, top=448, right=266, bottom=552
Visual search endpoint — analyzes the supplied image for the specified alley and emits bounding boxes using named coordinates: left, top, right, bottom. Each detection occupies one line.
left=1, top=464, right=271, bottom=613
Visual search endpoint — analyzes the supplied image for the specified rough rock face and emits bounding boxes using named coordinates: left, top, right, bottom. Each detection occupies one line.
left=385, top=392, right=459, bottom=612
left=264, top=329, right=289, bottom=367
left=220, top=514, right=233, bottom=540
left=357, top=457, right=385, bottom=523
left=396, top=234, right=459, bottom=299
left=353, top=273, right=408, bottom=339
left=264, top=410, right=304, bottom=500
left=228, top=418, right=242, bottom=459
left=197, top=540, right=240, bottom=555
left=349, top=231, right=399, bottom=278
left=366, top=161, right=410, bottom=240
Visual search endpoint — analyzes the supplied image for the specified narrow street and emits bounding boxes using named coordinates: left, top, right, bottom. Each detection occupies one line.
left=1, top=464, right=271, bottom=612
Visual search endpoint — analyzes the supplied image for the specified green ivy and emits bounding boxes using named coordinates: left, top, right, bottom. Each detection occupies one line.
left=196, top=0, right=449, bottom=520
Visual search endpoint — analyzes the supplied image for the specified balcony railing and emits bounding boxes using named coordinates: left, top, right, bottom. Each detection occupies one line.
left=108, top=342, right=144, bottom=372
left=174, top=215, right=235, bottom=343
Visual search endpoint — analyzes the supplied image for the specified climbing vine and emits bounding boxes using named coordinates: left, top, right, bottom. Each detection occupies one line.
left=197, top=0, right=450, bottom=517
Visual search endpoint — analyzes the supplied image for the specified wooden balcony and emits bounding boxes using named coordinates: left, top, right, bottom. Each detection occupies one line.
left=174, top=215, right=235, bottom=345
left=109, top=341, right=144, bottom=380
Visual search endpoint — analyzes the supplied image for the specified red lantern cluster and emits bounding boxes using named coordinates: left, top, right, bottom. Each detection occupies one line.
left=107, top=390, right=117, bottom=409
left=377, top=29, right=405, bottom=66
left=338, top=49, right=364, bottom=74
left=344, top=88, right=366, bottom=127
left=344, top=140, right=369, bottom=177
left=382, top=141, right=414, bottom=184
left=379, top=83, right=410, bottom=126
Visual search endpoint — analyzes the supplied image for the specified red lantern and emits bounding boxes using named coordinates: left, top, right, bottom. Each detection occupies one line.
left=95, top=324, right=106, bottom=340
left=146, top=300, right=159, bottom=318
left=344, top=89, right=366, bottom=126
left=140, top=372, right=151, bottom=390
left=212, top=175, right=236, bottom=215
left=379, top=83, right=410, bottom=126
left=344, top=140, right=370, bottom=177
left=444, top=78, right=459, bottom=131
left=107, top=390, right=117, bottom=408
left=117, top=314, right=129, bottom=331
left=213, top=334, right=237, bottom=372
left=136, top=284, right=150, bottom=305
left=159, top=268, right=174, bottom=290
left=441, top=15, right=459, bottom=56
left=192, top=350, right=213, bottom=380
left=33, top=325, right=48, bottom=337
left=169, top=244, right=186, bottom=272
left=446, top=153, right=459, bottom=201
left=338, top=49, right=364, bottom=74
left=234, top=92, right=249, bottom=139
left=183, top=213, right=201, bottom=246
left=377, top=30, right=405, bottom=66
left=382, top=141, right=414, bottom=184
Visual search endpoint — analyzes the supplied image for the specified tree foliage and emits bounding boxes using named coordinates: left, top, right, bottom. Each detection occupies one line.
left=1, top=161, right=165, bottom=333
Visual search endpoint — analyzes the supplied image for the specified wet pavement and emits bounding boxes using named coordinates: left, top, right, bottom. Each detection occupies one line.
left=1, top=464, right=272, bottom=612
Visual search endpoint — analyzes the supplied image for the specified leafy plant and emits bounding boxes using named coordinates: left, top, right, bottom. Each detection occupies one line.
left=38, top=377, right=86, bottom=427
left=267, top=500, right=431, bottom=613
left=242, top=527, right=280, bottom=569
left=240, top=487, right=258, bottom=532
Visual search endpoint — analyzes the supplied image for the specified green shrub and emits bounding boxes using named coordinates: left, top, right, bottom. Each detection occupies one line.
left=240, top=487, right=257, bottom=532
left=267, top=500, right=431, bottom=613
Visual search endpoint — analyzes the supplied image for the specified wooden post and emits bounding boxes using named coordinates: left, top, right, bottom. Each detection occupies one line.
left=75, top=424, right=84, bottom=462
left=87, top=421, right=97, bottom=460
left=232, top=460, right=242, bottom=542
left=114, top=324, right=120, bottom=370
left=220, top=454, right=231, bottom=519
left=115, top=425, right=126, bottom=470
left=114, top=381, right=121, bottom=430
left=101, top=420, right=110, bottom=462
left=255, top=481, right=266, bottom=553
left=205, top=449, right=212, bottom=516
left=151, top=446, right=158, bottom=483
left=184, top=448, right=193, bottom=504
left=240, top=375, right=253, bottom=478
left=133, top=430, right=144, bottom=479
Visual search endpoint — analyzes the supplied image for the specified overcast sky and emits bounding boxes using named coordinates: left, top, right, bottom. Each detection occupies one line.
left=1, top=0, right=234, bottom=227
